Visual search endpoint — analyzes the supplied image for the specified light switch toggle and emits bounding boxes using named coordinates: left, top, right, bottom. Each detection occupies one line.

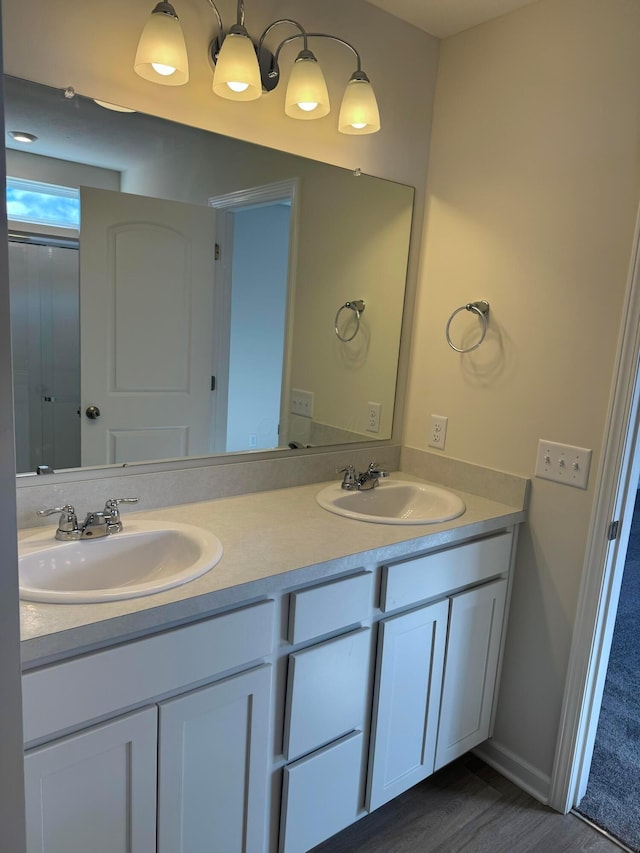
left=535, top=439, right=592, bottom=489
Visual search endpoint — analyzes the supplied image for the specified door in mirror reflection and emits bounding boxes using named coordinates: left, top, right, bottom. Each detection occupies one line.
left=80, top=187, right=218, bottom=466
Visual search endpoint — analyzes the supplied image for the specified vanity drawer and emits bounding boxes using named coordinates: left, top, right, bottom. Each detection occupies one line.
left=287, top=572, right=372, bottom=644
left=381, top=531, right=513, bottom=612
left=280, top=730, right=363, bottom=853
left=283, top=628, right=370, bottom=761
left=23, top=600, right=275, bottom=745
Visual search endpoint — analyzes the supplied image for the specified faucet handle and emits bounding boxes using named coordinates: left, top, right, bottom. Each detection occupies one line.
left=36, top=504, right=78, bottom=534
left=104, top=497, right=139, bottom=512
left=103, top=497, right=139, bottom=530
left=104, top=497, right=139, bottom=519
left=337, top=465, right=357, bottom=489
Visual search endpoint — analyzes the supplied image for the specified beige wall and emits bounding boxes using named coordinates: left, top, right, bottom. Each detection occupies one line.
left=407, top=0, right=640, bottom=787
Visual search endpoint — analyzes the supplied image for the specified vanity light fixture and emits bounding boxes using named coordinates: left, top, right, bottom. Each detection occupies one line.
left=8, top=130, right=38, bottom=143
left=134, top=0, right=380, bottom=134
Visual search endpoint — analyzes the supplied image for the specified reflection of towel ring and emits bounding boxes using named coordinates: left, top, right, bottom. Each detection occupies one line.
left=335, top=299, right=366, bottom=342
left=445, top=300, right=490, bottom=353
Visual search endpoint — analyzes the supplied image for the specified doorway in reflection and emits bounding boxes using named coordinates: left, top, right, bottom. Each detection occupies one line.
left=226, top=201, right=290, bottom=453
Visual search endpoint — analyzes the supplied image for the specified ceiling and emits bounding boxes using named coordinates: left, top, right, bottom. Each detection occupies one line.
left=363, top=0, right=540, bottom=38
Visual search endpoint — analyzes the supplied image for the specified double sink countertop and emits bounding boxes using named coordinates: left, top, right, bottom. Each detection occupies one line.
left=18, top=471, right=529, bottom=669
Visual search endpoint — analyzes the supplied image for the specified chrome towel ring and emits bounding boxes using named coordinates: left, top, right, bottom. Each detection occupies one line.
left=335, top=299, right=366, bottom=342
left=445, top=300, right=490, bottom=353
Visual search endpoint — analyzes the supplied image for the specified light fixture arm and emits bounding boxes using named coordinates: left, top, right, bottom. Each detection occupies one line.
left=257, top=19, right=307, bottom=58
left=206, top=0, right=223, bottom=35
left=271, top=32, right=363, bottom=75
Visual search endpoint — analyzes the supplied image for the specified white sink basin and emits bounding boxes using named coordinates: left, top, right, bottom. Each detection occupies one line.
left=316, top=479, right=466, bottom=525
left=19, top=520, right=223, bottom=604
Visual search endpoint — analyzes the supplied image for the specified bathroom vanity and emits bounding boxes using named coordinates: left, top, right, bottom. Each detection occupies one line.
left=18, top=473, right=526, bottom=853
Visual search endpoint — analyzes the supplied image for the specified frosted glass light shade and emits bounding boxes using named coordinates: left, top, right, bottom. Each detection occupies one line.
left=134, top=7, right=189, bottom=86
left=213, top=32, right=262, bottom=101
left=338, top=74, right=380, bottom=135
left=285, top=54, right=330, bottom=120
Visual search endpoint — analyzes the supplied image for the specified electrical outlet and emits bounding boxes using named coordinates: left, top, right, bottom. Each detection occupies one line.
left=367, top=401, right=381, bottom=433
left=290, top=388, right=314, bottom=418
left=428, top=414, right=448, bottom=449
left=249, top=434, right=257, bottom=448
left=535, top=439, right=592, bottom=489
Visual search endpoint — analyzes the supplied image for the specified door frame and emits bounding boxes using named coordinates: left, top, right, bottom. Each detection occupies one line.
left=208, top=179, right=299, bottom=451
left=550, top=203, right=640, bottom=811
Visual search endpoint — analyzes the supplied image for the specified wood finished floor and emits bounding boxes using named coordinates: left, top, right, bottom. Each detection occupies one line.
left=312, top=755, right=622, bottom=853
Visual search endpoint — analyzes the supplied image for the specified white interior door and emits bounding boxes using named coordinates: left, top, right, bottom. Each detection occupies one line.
left=79, top=187, right=217, bottom=466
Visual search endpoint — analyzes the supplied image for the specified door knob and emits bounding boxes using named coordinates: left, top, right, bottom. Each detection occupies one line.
left=85, top=405, right=101, bottom=420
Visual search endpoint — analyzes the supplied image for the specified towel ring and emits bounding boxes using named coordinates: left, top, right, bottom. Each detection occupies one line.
left=335, top=299, right=365, bottom=343
left=445, top=300, right=490, bottom=353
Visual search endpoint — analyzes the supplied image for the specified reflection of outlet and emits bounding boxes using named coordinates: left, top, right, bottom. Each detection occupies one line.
left=367, top=401, right=381, bottom=433
left=291, top=388, right=314, bottom=418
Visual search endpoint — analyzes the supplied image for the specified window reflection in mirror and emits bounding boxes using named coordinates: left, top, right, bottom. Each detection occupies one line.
left=4, top=75, right=414, bottom=476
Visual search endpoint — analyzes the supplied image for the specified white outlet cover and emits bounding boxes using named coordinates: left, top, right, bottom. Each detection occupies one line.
left=535, top=439, right=592, bottom=489
left=428, top=414, right=448, bottom=450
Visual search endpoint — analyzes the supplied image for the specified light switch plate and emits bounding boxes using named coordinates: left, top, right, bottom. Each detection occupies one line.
left=535, top=439, right=592, bottom=489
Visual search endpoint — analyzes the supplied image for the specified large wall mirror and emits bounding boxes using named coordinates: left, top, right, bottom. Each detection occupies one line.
left=5, top=74, right=414, bottom=477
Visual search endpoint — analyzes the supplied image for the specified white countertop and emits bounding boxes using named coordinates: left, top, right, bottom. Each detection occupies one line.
left=19, top=474, right=527, bottom=668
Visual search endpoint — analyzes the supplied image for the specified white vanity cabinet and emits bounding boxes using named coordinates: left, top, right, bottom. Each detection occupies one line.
left=21, top=520, right=520, bottom=853
left=367, top=532, right=514, bottom=812
left=22, top=601, right=275, bottom=853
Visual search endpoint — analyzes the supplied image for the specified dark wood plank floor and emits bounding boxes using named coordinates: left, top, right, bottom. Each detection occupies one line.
left=312, top=755, right=622, bottom=852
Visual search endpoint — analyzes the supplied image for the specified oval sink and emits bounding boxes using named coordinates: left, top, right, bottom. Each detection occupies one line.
left=316, top=479, right=465, bottom=525
left=19, top=520, right=223, bottom=604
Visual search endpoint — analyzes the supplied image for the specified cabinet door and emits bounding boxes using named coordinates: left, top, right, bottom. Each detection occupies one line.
left=24, top=706, right=157, bottom=853
left=435, top=578, right=508, bottom=770
left=158, top=665, right=272, bottom=853
left=366, top=599, right=448, bottom=811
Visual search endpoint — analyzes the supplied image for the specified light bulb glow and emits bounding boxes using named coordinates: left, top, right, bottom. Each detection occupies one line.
left=213, top=31, right=262, bottom=101
left=152, top=62, right=177, bottom=76
left=338, top=75, right=380, bottom=134
left=134, top=7, right=189, bottom=86
left=285, top=54, right=330, bottom=120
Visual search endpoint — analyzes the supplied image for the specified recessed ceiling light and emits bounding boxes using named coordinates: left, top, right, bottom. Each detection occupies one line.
left=8, top=130, right=38, bottom=143
left=93, top=99, right=136, bottom=113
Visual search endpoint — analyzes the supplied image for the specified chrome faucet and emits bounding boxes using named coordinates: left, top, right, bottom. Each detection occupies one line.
left=338, top=462, right=389, bottom=491
left=37, top=497, right=139, bottom=541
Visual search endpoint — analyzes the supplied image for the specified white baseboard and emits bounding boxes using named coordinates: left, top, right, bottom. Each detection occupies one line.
left=473, top=740, right=552, bottom=806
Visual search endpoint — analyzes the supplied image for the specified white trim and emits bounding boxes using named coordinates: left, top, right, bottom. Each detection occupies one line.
left=474, top=740, right=551, bottom=804
left=210, top=210, right=233, bottom=454
left=549, top=203, right=640, bottom=813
